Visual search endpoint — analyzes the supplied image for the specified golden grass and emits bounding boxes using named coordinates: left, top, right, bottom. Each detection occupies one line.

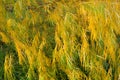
left=0, top=0, right=120, bottom=80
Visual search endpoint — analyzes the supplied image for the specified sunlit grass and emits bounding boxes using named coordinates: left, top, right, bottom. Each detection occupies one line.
left=0, top=0, right=120, bottom=80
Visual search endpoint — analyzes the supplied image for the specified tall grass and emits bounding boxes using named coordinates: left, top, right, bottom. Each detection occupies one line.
left=0, top=0, right=120, bottom=80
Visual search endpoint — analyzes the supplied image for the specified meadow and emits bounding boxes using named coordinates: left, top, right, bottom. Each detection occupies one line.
left=0, top=0, right=120, bottom=80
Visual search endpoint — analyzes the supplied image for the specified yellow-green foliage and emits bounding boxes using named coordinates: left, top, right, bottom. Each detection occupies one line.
left=4, top=54, right=15, bottom=80
left=0, top=0, right=120, bottom=80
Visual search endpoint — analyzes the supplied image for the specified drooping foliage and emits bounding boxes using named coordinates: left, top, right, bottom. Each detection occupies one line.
left=0, top=0, right=120, bottom=80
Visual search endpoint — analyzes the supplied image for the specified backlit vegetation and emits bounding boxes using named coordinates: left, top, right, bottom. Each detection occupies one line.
left=0, top=0, right=120, bottom=80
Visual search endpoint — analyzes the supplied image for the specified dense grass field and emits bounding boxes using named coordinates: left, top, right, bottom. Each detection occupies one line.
left=0, top=0, right=120, bottom=80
